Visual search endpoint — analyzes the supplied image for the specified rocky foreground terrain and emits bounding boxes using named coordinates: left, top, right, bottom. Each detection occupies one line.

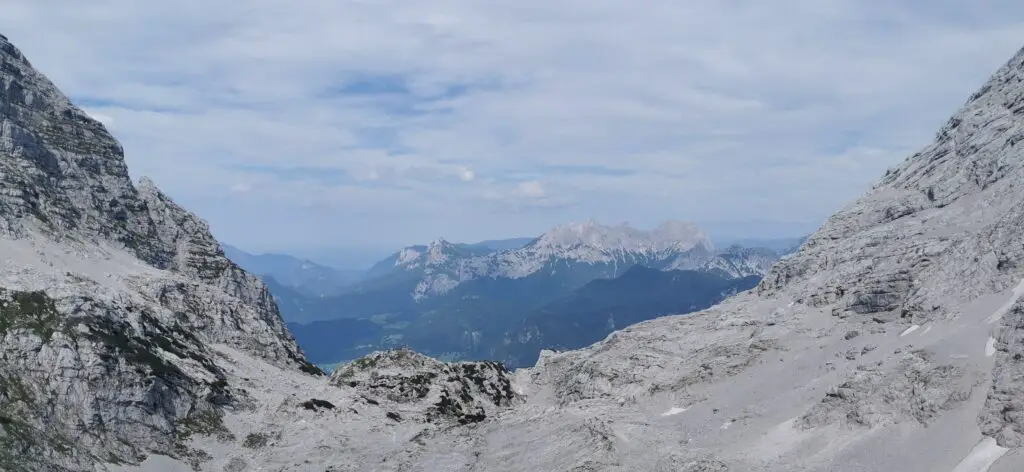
left=4, top=31, right=1024, bottom=471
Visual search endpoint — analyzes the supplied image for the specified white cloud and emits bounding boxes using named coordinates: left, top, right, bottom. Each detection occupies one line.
left=2, top=1, right=1024, bottom=250
left=229, top=182, right=252, bottom=193
left=515, top=180, right=545, bottom=198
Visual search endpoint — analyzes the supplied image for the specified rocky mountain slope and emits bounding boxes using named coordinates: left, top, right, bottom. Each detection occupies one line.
left=362, top=238, right=495, bottom=302
left=485, top=43, right=1024, bottom=471
left=362, top=237, right=533, bottom=282
left=8, top=30, right=1024, bottom=472
left=0, top=32, right=327, bottom=470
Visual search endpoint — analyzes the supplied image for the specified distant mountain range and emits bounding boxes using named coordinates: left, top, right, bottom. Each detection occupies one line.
left=271, top=220, right=797, bottom=367
left=224, top=238, right=539, bottom=321
left=221, top=244, right=363, bottom=296
left=462, top=237, right=537, bottom=252
left=350, top=220, right=762, bottom=307
left=714, top=235, right=808, bottom=254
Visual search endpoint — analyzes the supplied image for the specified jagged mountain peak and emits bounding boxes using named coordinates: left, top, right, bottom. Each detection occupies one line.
left=391, top=238, right=470, bottom=270
left=427, top=237, right=452, bottom=247
left=0, top=34, right=26, bottom=64
left=136, top=175, right=161, bottom=196
left=530, top=219, right=712, bottom=255
left=425, top=238, right=456, bottom=263
left=0, top=33, right=311, bottom=365
left=0, top=33, right=150, bottom=249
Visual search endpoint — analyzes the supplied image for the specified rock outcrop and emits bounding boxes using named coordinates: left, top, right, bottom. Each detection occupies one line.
left=329, top=349, right=519, bottom=425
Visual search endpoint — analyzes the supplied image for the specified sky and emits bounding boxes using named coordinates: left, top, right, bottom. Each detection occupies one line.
left=3, top=1, right=1024, bottom=267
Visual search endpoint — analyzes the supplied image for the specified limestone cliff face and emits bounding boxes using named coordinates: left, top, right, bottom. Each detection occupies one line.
left=0, top=33, right=317, bottom=471
left=134, top=179, right=314, bottom=370
left=758, top=46, right=1024, bottom=321
left=1, top=32, right=155, bottom=254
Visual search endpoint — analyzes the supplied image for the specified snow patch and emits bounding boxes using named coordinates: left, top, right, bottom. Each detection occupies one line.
left=753, top=418, right=813, bottom=461
left=661, top=407, right=688, bottom=417
left=986, top=279, right=1024, bottom=324
left=951, top=437, right=1008, bottom=472
left=985, top=337, right=997, bottom=357
left=899, top=325, right=920, bottom=337
left=107, top=454, right=192, bottom=472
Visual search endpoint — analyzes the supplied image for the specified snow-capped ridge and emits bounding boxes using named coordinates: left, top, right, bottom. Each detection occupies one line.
left=529, top=219, right=712, bottom=255
left=369, top=220, right=770, bottom=299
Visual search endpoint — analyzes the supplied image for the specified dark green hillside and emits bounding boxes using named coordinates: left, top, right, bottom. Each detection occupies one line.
left=496, top=266, right=760, bottom=368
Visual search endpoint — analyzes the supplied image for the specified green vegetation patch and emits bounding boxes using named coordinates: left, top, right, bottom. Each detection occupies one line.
left=0, top=412, right=78, bottom=472
left=0, top=414, right=41, bottom=472
left=352, top=356, right=379, bottom=370
left=0, top=288, right=64, bottom=342
left=177, top=408, right=233, bottom=442
left=242, top=432, right=269, bottom=449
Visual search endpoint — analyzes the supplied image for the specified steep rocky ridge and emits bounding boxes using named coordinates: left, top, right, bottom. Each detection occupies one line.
left=0, top=33, right=310, bottom=371
left=0, top=33, right=319, bottom=471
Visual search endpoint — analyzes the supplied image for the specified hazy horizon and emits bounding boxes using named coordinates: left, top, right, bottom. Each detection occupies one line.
left=3, top=2, right=1021, bottom=253
left=224, top=224, right=810, bottom=271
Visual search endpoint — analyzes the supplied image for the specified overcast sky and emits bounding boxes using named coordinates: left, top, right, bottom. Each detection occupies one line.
left=3, top=1, right=1024, bottom=264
